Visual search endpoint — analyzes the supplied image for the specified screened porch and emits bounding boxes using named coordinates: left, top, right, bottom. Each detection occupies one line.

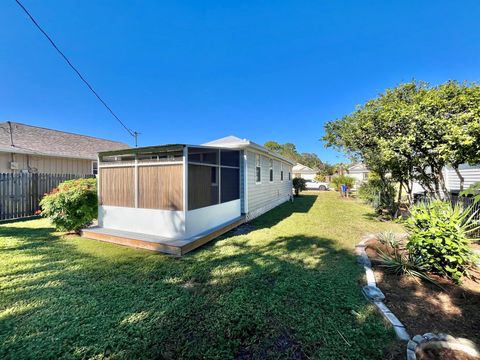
left=82, top=144, right=245, bottom=255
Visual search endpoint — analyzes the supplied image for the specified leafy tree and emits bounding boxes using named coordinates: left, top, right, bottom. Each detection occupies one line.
left=323, top=81, right=480, bottom=201
left=264, top=141, right=283, bottom=153
left=264, top=140, right=336, bottom=177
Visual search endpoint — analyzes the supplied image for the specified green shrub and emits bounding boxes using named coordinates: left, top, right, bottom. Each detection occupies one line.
left=292, top=177, right=306, bottom=196
left=358, top=178, right=396, bottom=215
left=40, top=178, right=98, bottom=233
left=405, top=200, right=478, bottom=283
left=330, top=175, right=355, bottom=191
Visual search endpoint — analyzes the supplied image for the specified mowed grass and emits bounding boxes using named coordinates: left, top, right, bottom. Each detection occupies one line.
left=0, top=192, right=403, bottom=359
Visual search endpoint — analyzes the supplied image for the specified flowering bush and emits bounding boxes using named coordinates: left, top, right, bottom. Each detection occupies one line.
left=40, top=178, right=97, bottom=232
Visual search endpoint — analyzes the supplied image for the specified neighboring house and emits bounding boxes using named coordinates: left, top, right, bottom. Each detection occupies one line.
left=444, top=164, right=480, bottom=192
left=292, top=163, right=318, bottom=180
left=0, top=121, right=128, bottom=175
left=346, top=162, right=480, bottom=194
left=347, top=163, right=369, bottom=188
left=82, top=135, right=295, bottom=255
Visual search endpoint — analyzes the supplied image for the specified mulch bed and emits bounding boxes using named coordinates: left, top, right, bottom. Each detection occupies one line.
left=364, top=239, right=480, bottom=359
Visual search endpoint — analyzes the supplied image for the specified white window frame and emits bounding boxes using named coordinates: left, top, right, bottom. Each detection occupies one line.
left=269, top=158, right=274, bottom=182
left=255, top=154, right=261, bottom=184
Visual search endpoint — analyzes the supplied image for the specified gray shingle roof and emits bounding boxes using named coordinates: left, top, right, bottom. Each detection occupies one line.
left=0, top=122, right=129, bottom=160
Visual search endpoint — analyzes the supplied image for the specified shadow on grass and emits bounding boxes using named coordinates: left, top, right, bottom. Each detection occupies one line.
left=246, top=194, right=317, bottom=230
left=0, top=196, right=394, bottom=360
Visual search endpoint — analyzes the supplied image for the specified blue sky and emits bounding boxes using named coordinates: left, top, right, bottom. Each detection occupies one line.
left=2, top=1, right=480, bottom=163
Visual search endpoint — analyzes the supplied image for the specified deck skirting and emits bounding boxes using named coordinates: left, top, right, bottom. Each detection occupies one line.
left=81, top=216, right=245, bottom=256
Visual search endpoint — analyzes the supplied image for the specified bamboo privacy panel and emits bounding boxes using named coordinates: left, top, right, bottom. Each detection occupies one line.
left=99, top=164, right=183, bottom=210
left=100, top=167, right=135, bottom=207
left=138, top=165, right=183, bottom=210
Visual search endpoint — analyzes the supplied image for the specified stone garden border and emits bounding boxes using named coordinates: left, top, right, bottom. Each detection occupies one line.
left=407, top=333, right=480, bottom=360
left=355, top=234, right=410, bottom=342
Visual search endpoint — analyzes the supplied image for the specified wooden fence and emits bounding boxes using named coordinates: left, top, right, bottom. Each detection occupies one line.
left=0, top=173, right=93, bottom=221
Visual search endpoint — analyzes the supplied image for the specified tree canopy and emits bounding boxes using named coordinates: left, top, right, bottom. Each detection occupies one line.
left=264, top=141, right=336, bottom=176
left=323, top=80, right=480, bottom=200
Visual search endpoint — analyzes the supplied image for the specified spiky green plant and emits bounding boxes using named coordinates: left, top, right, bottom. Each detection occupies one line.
left=377, top=249, right=441, bottom=287
left=405, top=200, right=478, bottom=283
left=377, top=230, right=400, bottom=249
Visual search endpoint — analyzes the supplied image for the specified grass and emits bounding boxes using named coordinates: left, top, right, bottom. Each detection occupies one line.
left=0, top=191, right=403, bottom=359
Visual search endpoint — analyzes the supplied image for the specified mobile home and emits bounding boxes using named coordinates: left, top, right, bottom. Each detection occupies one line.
left=82, top=136, right=294, bottom=255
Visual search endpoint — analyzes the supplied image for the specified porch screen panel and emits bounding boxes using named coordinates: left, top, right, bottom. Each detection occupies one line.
left=138, top=165, right=183, bottom=210
left=220, top=167, right=240, bottom=203
left=100, top=167, right=135, bottom=207
left=187, top=147, right=240, bottom=210
left=188, top=164, right=219, bottom=210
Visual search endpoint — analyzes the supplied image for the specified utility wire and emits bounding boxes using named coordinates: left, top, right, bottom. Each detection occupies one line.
left=14, top=0, right=139, bottom=146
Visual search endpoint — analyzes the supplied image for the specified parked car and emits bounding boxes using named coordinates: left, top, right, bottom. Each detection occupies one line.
left=305, top=179, right=329, bottom=191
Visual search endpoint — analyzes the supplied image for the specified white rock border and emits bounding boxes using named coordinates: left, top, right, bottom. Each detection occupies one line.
left=355, top=234, right=410, bottom=342
left=407, top=333, right=480, bottom=360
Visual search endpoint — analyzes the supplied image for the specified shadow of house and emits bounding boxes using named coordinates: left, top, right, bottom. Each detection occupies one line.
left=0, top=203, right=393, bottom=360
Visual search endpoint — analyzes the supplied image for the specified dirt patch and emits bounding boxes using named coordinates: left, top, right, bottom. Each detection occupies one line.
left=364, top=239, right=480, bottom=357
left=230, top=223, right=256, bottom=236
left=234, top=329, right=307, bottom=360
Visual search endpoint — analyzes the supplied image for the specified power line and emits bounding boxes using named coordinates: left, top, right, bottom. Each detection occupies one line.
left=14, top=0, right=139, bottom=146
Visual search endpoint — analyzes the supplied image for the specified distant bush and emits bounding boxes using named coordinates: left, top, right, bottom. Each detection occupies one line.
left=292, top=177, right=306, bottom=196
left=405, top=200, right=477, bottom=283
left=330, top=175, right=355, bottom=191
left=40, top=178, right=97, bottom=233
left=358, top=178, right=396, bottom=215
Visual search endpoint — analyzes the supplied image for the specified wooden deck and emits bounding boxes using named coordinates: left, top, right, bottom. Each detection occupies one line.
left=81, top=216, right=245, bottom=256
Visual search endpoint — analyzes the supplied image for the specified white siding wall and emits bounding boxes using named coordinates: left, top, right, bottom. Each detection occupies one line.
left=246, top=150, right=292, bottom=220
left=445, top=165, right=480, bottom=191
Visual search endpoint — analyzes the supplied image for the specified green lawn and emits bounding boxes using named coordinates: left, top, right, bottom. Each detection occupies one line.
left=0, top=192, right=403, bottom=359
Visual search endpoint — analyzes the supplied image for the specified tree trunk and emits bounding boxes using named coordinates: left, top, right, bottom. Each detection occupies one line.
left=438, top=168, right=450, bottom=200
left=417, top=167, right=435, bottom=196
left=405, top=181, right=413, bottom=205
left=454, top=166, right=464, bottom=191
left=395, top=181, right=403, bottom=218
left=397, top=181, right=403, bottom=204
